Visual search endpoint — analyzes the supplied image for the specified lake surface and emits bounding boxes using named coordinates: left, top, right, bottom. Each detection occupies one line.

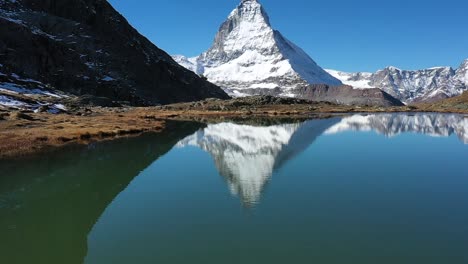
left=1, top=113, right=468, bottom=264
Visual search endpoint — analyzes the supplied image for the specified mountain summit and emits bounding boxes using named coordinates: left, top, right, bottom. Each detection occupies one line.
left=174, top=0, right=341, bottom=97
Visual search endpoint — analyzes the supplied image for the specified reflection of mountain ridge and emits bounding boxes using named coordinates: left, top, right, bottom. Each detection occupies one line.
left=0, top=121, right=202, bottom=264
left=178, top=119, right=339, bottom=206
left=325, top=113, right=468, bottom=144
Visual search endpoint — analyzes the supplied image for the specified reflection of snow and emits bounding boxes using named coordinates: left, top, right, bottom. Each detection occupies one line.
left=326, top=113, right=468, bottom=144
left=178, top=123, right=300, bottom=206
left=177, top=119, right=339, bottom=206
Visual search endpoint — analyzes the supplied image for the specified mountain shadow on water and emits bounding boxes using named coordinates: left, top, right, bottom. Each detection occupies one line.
left=0, top=121, right=203, bottom=264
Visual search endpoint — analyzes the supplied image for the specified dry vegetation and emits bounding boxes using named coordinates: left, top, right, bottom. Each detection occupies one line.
left=0, top=108, right=165, bottom=158
left=416, top=91, right=468, bottom=113
left=1, top=94, right=467, bottom=159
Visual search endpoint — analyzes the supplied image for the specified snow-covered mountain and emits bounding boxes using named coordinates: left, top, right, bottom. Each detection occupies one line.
left=455, top=59, right=468, bottom=86
left=177, top=119, right=338, bottom=206
left=326, top=59, right=468, bottom=103
left=325, top=113, right=468, bottom=144
left=173, top=0, right=341, bottom=97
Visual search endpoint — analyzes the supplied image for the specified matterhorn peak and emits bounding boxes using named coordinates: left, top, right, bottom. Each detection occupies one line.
left=235, top=0, right=269, bottom=25
left=240, top=0, right=260, bottom=4
left=173, top=0, right=341, bottom=97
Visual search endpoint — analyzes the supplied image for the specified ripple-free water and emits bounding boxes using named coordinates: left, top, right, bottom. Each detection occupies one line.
left=1, top=113, right=467, bottom=264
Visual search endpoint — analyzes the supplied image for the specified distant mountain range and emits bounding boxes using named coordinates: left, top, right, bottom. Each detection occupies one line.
left=0, top=0, right=228, bottom=107
left=1, top=0, right=465, bottom=108
left=326, top=60, right=468, bottom=103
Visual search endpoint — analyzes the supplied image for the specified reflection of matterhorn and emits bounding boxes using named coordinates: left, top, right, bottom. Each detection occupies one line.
left=325, top=113, right=468, bottom=144
left=177, top=119, right=338, bottom=206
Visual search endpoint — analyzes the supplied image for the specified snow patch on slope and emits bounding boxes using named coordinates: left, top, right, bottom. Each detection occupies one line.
left=326, top=59, right=468, bottom=103
left=173, top=0, right=341, bottom=96
left=325, top=69, right=373, bottom=89
left=0, top=95, right=26, bottom=107
left=0, top=72, right=69, bottom=113
left=455, top=59, right=468, bottom=85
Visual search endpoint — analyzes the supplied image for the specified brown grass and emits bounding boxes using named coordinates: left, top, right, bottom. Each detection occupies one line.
left=416, top=91, right=468, bottom=113
left=1, top=94, right=467, bottom=159
left=0, top=108, right=165, bottom=159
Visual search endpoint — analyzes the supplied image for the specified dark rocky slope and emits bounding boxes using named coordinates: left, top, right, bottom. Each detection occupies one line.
left=0, top=0, right=229, bottom=105
left=294, top=84, right=404, bottom=107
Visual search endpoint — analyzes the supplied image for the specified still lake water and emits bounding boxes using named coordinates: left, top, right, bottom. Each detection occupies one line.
left=1, top=113, right=468, bottom=264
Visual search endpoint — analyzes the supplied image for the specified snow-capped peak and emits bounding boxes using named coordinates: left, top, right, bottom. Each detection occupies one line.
left=461, top=58, right=468, bottom=67
left=456, top=59, right=468, bottom=84
left=200, top=0, right=273, bottom=65
left=326, top=59, right=468, bottom=103
left=173, top=0, right=341, bottom=97
left=231, top=0, right=269, bottom=25
left=386, top=66, right=401, bottom=71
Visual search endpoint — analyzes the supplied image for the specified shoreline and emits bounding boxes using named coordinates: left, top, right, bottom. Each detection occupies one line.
left=1, top=99, right=467, bottom=159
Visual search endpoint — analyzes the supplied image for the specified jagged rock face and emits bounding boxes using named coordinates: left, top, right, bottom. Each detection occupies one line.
left=325, top=113, right=468, bottom=144
left=0, top=0, right=229, bottom=105
left=293, top=84, right=404, bottom=107
left=234, top=83, right=404, bottom=107
left=455, top=59, right=468, bottom=85
left=174, top=0, right=341, bottom=97
left=327, top=60, right=468, bottom=104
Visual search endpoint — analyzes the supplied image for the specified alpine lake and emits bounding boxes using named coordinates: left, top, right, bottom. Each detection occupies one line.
left=1, top=113, right=468, bottom=264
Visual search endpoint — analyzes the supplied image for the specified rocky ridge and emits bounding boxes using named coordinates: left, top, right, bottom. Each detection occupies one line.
left=0, top=0, right=228, bottom=110
left=327, top=59, right=468, bottom=103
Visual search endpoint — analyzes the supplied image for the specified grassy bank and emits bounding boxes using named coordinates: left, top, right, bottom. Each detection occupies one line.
left=1, top=94, right=467, bottom=159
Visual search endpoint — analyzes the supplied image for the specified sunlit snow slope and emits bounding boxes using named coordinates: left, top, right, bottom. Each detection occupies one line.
left=173, top=0, right=341, bottom=97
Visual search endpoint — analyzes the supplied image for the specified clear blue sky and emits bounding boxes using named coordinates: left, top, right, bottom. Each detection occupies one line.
left=108, top=0, right=467, bottom=72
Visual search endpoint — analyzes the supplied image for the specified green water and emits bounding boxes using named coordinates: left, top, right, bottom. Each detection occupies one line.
left=1, top=113, right=467, bottom=264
